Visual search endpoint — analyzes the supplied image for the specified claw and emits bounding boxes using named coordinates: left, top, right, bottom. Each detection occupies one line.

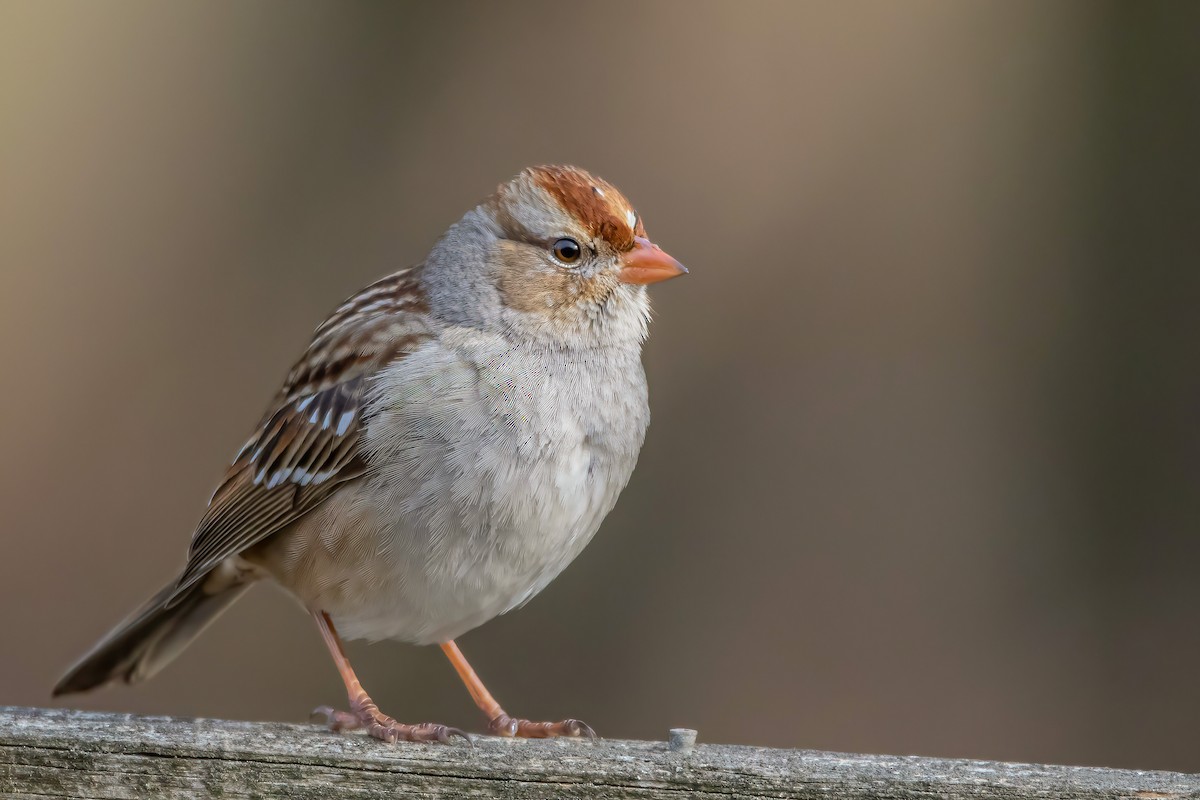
left=563, top=719, right=598, bottom=739
left=439, top=726, right=473, bottom=747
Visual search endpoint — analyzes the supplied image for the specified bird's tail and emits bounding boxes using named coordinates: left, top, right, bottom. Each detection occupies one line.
left=53, top=576, right=252, bottom=696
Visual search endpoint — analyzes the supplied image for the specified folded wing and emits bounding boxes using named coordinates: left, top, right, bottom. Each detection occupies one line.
left=168, top=269, right=431, bottom=604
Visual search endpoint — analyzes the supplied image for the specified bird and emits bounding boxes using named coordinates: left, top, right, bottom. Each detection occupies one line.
left=53, top=165, right=687, bottom=743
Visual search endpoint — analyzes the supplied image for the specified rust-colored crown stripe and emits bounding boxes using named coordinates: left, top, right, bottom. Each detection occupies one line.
left=529, top=165, right=644, bottom=251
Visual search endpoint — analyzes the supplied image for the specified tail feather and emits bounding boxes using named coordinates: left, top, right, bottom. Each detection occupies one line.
left=53, top=579, right=251, bottom=696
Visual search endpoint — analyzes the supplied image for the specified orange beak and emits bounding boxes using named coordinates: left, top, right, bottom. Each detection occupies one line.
left=618, top=236, right=688, bottom=285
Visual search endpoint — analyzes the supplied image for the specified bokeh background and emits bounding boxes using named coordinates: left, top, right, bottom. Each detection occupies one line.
left=2, top=0, right=1199, bottom=773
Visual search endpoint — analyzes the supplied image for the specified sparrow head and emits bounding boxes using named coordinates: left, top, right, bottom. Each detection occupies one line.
left=424, top=165, right=686, bottom=347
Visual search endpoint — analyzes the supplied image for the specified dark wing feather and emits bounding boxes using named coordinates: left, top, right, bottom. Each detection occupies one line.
left=167, top=269, right=430, bottom=604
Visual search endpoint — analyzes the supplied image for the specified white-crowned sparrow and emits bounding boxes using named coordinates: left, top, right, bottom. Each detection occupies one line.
left=54, top=165, right=687, bottom=743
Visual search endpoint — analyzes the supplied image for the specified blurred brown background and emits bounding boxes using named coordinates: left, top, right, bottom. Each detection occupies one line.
left=2, top=0, right=1199, bottom=773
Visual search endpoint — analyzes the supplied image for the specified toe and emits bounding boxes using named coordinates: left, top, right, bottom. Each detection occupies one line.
left=310, top=706, right=362, bottom=732
left=378, top=721, right=470, bottom=745
left=492, top=716, right=597, bottom=739
left=314, top=705, right=471, bottom=745
left=487, top=714, right=520, bottom=737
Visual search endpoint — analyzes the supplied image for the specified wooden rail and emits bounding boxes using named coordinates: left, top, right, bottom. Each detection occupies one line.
left=1, top=706, right=1196, bottom=798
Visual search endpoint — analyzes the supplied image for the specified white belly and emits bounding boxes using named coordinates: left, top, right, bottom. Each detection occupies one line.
left=338, top=434, right=620, bottom=644
left=256, top=337, right=648, bottom=644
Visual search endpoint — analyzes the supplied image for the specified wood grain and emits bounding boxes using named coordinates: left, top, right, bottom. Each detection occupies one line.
left=1, top=706, right=1197, bottom=799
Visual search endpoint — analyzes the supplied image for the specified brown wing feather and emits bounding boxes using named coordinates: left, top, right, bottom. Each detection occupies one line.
left=167, top=269, right=430, bottom=604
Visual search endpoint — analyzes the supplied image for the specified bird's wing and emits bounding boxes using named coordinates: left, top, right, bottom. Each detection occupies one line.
left=168, top=268, right=432, bottom=604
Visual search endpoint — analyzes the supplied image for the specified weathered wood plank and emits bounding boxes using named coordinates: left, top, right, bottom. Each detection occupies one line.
left=0, top=706, right=1196, bottom=799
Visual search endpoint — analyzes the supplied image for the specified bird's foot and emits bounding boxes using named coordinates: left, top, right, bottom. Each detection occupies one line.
left=487, top=712, right=596, bottom=739
left=312, top=705, right=469, bottom=744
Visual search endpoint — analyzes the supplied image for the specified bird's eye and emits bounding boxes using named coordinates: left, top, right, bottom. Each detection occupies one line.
left=551, top=238, right=582, bottom=265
